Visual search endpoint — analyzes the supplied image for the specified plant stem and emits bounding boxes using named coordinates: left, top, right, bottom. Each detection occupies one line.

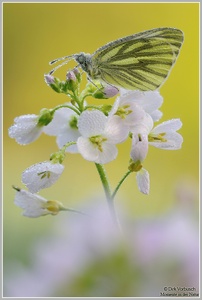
left=112, top=170, right=132, bottom=200
left=52, top=104, right=80, bottom=115
left=95, top=163, right=111, bottom=200
left=95, top=163, right=120, bottom=230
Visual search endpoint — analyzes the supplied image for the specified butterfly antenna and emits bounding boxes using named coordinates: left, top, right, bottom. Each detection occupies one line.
left=49, top=55, right=74, bottom=65
left=49, top=58, right=74, bottom=75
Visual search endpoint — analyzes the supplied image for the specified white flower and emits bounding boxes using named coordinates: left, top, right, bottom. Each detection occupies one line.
left=149, top=119, right=183, bottom=150
left=44, top=107, right=80, bottom=153
left=77, top=110, right=128, bottom=164
left=130, top=117, right=183, bottom=195
left=119, top=89, right=163, bottom=121
left=13, top=186, right=84, bottom=218
left=22, top=161, right=64, bottom=193
left=132, top=116, right=183, bottom=152
left=13, top=186, right=67, bottom=218
left=8, top=114, right=43, bottom=145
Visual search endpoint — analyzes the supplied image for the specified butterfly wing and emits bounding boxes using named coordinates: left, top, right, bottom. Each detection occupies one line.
left=92, top=28, right=184, bottom=91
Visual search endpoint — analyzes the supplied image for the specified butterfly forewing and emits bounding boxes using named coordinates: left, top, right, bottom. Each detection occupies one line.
left=92, top=28, right=184, bottom=91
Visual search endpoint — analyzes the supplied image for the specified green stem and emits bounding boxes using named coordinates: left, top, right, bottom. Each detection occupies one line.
left=62, top=141, right=76, bottom=149
left=72, top=91, right=83, bottom=111
left=81, top=93, right=92, bottom=102
left=95, top=163, right=121, bottom=230
left=95, top=163, right=111, bottom=201
left=112, top=170, right=132, bottom=200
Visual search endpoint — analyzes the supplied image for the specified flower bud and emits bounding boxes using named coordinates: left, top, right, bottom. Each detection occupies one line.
left=103, top=85, right=119, bottom=98
left=66, top=70, right=78, bottom=91
left=66, top=70, right=76, bottom=82
left=44, top=74, right=62, bottom=93
left=44, top=74, right=55, bottom=85
left=73, top=68, right=81, bottom=82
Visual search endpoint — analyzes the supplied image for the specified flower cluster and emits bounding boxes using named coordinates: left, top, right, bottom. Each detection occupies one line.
left=9, top=69, right=183, bottom=218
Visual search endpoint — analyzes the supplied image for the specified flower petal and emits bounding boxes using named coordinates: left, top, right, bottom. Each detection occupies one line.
left=77, top=137, right=118, bottom=164
left=77, top=137, right=100, bottom=162
left=43, top=108, right=73, bottom=136
left=131, top=134, right=148, bottom=162
left=95, top=142, right=118, bottom=164
left=152, top=119, right=182, bottom=134
left=120, top=90, right=163, bottom=117
left=8, top=114, right=43, bottom=144
left=14, top=189, right=49, bottom=217
left=105, top=115, right=129, bottom=143
left=131, top=113, right=154, bottom=135
left=123, top=104, right=145, bottom=126
left=78, top=110, right=107, bottom=137
left=136, top=168, right=150, bottom=195
left=44, top=107, right=80, bottom=152
left=135, top=90, right=162, bottom=111
left=149, top=132, right=183, bottom=150
left=56, top=129, right=80, bottom=153
left=149, top=110, right=163, bottom=122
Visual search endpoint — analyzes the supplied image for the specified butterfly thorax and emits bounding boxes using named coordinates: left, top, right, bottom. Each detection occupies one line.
left=74, top=52, right=100, bottom=79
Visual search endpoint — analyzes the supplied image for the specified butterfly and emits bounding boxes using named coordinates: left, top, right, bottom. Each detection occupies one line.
left=49, top=27, right=184, bottom=91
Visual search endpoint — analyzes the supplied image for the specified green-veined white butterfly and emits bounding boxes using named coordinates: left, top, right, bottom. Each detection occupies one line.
left=49, top=27, right=184, bottom=91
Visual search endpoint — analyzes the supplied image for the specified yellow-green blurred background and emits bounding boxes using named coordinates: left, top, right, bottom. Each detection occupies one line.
left=3, top=2, right=199, bottom=295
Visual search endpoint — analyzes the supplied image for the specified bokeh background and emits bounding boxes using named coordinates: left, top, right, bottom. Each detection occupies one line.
left=3, top=3, right=199, bottom=297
